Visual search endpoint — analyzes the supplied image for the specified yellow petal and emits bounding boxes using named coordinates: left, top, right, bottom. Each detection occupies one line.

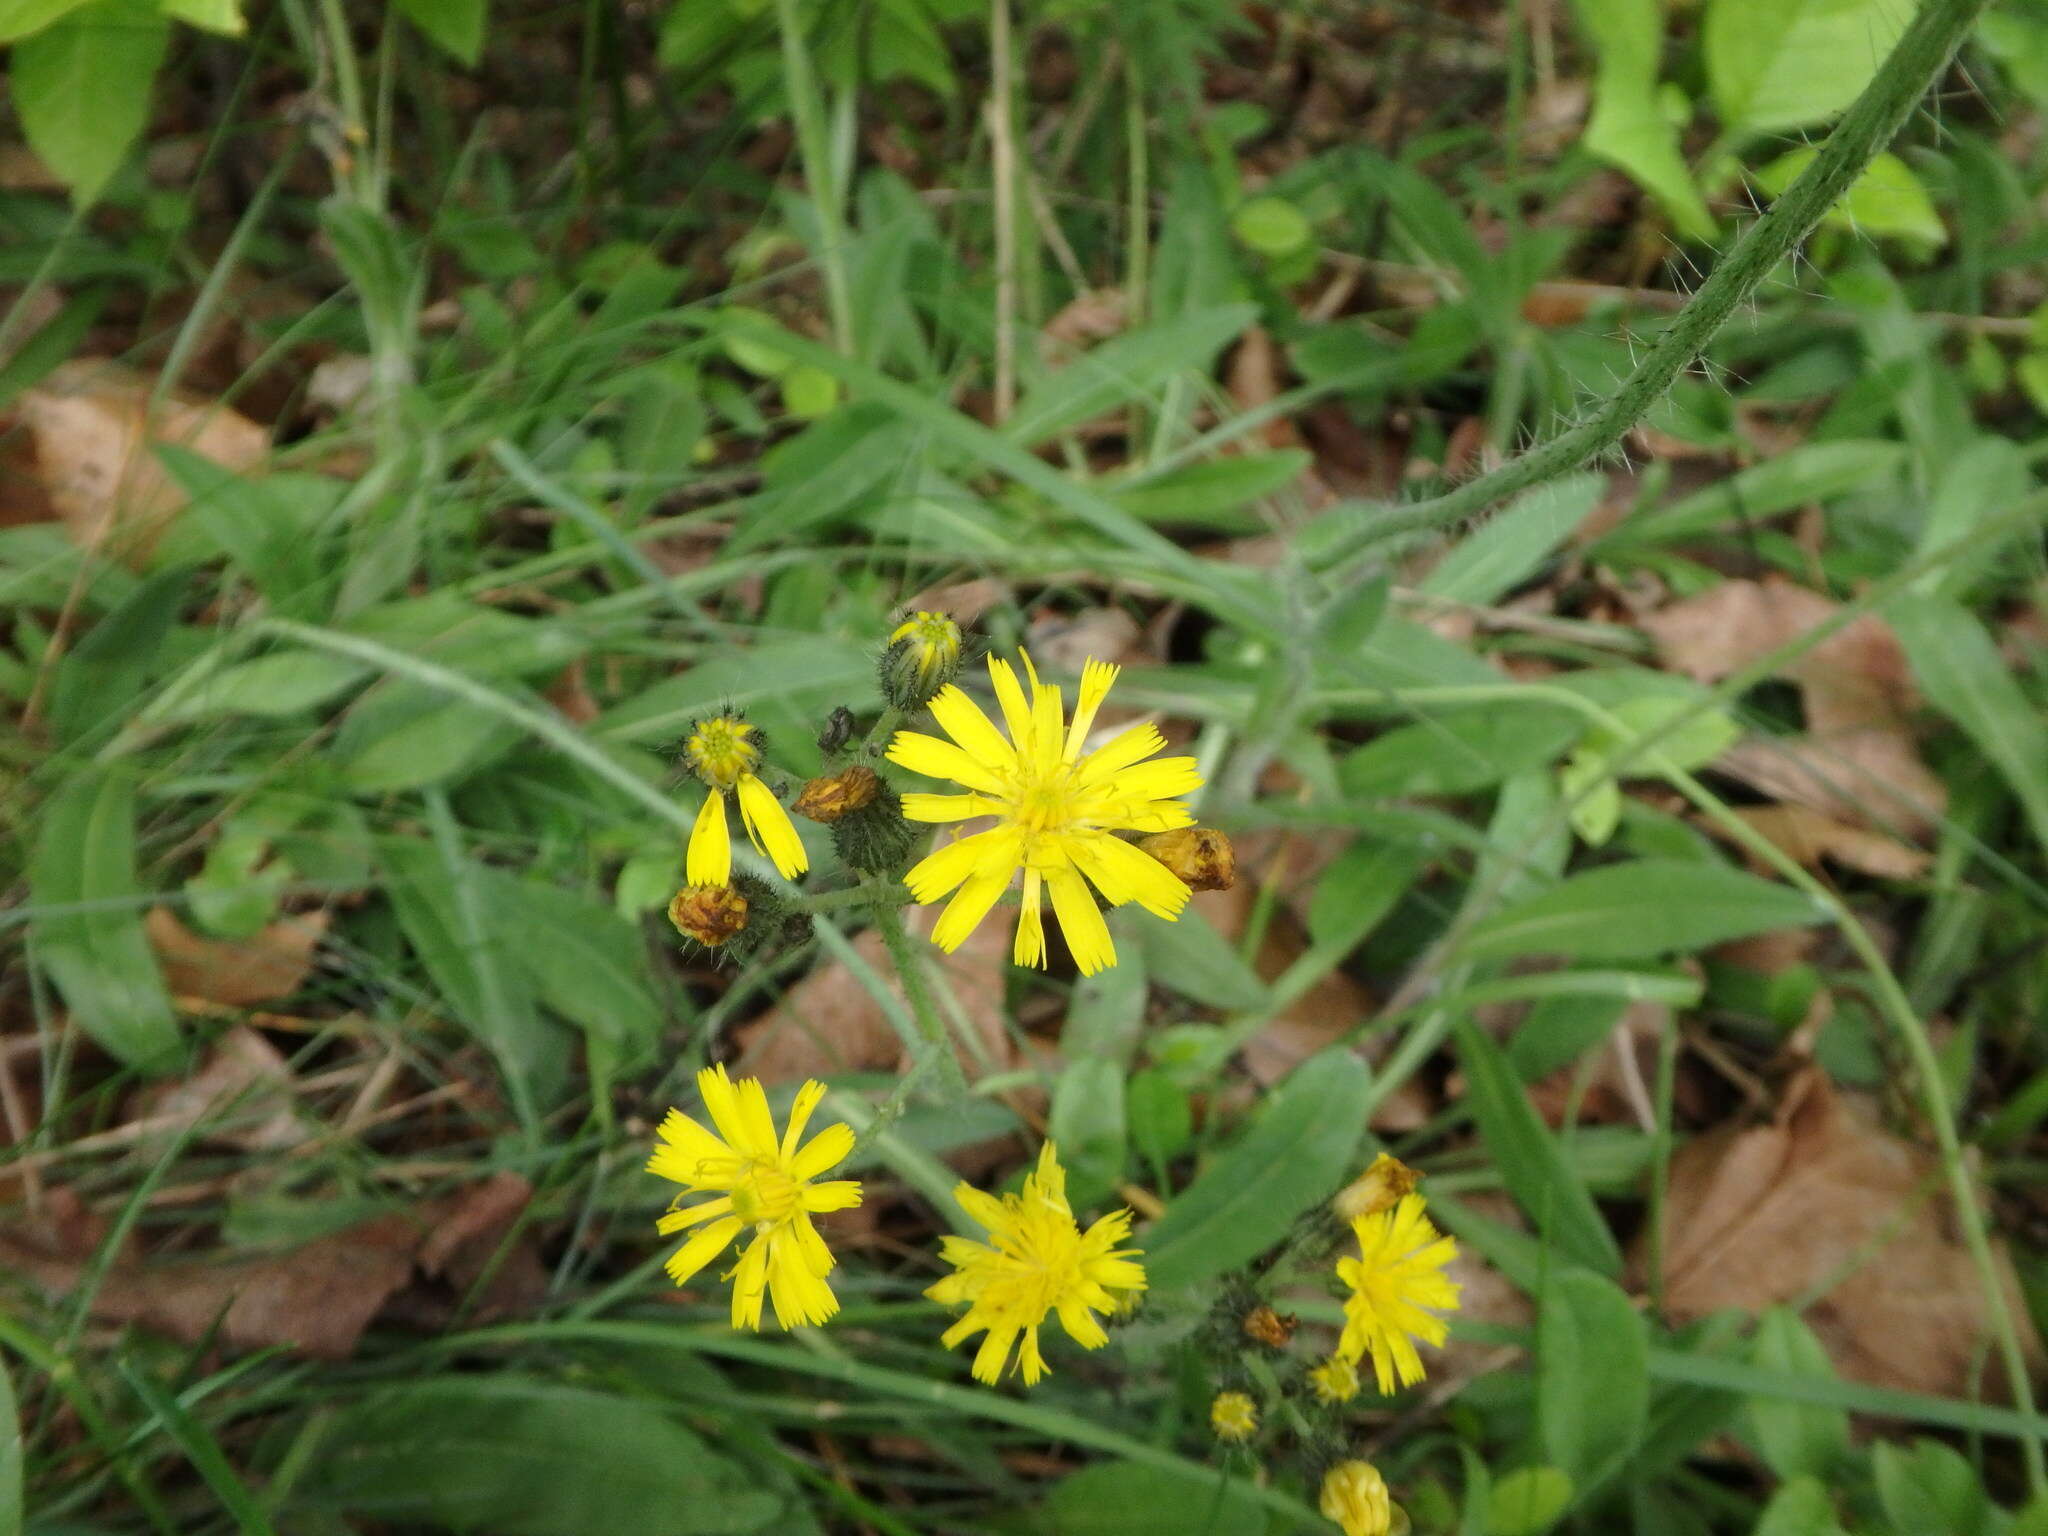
left=885, top=730, right=1007, bottom=795
left=954, top=1184, right=1012, bottom=1234
left=900, top=792, right=1003, bottom=823
left=932, top=870, right=1010, bottom=952
left=1047, top=868, right=1116, bottom=976
left=664, top=1214, right=742, bottom=1286
left=697, top=1064, right=777, bottom=1158
left=780, top=1080, right=825, bottom=1160
left=1029, top=673, right=1064, bottom=778
left=686, top=789, right=731, bottom=886
left=1056, top=1295, right=1109, bottom=1350
left=1091, top=756, right=1202, bottom=805
left=1013, top=869, right=1046, bottom=968
left=790, top=1120, right=856, bottom=1180
left=736, top=773, right=808, bottom=878
left=987, top=656, right=1034, bottom=750
left=646, top=1107, right=729, bottom=1183
left=1063, top=659, right=1120, bottom=761
left=1076, top=722, right=1167, bottom=786
left=655, top=1196, right=734, bottom=1235
left=767, top=1231, right=838, bottom=1327
left=971, top=1323, right=1018, bottom=1383
left=730, top=1233, right=771, bottom=1330
left=801, top=1178, right=863, bottom=1213
left=1068, top=832, right=1190, bottom=918
left=928, top=685, right=1016, bottom=772
left=904, top=824, right=1019, bottom=904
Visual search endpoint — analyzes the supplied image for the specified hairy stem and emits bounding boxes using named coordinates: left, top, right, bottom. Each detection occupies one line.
left=1310, top=0, right=1990, bottom=574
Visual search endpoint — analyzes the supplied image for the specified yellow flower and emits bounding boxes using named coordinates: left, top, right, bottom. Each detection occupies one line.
left=1309, top=1355, right=1361, bottom=1404
left=887, top=652, right=1201, bottom=975
left=647, top=1066, right=862, bottom=1329
left=1319, top=1460, right=1391, bottom=1536
left=682, top=714, right=807, bottom=886
left=1335, top=1194, right=1462, bottom=1394
left=1209, top=1390, right=1258, bottom=1443
left=925, top=1142, right=1147, bottom=1385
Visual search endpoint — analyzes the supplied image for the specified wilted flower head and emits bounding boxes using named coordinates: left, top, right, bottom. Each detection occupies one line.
left=1333, top=1152, right=1422, bottom=1221
left=793, top=764, right=881, bottom=823
left=1139, top=826, right=1235, bottom=891
left=668, top=883, right=749, bottom=947
left=1241, top=1303, right=1296, bottom=1350
left=925, top=1142, right=1146, bottom=1385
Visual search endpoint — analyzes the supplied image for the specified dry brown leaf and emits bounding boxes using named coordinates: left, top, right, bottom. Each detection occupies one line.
left=147, top=906, right=328, bottom=1007
left=1641, top=577, right=1946, bottom=835
left=1643, top=1068, right=2042, bottom=1400
left=131, top=1026, right=303, bottom=1152
left=10, top=358, right=267, bottom=560
left=1720, top=804, right=1931, bottom=881
left=1041, top=289, right=1128, bottom=353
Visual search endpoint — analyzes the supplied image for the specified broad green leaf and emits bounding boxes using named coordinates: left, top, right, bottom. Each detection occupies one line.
left=336, top=688, right=521, bottom=793
left=1487, top=1467, right=1574, bottom=1536
left=1746, top=1308, right=1849, bottom=1480
left=0, top=1346, right=20, bottom=1536
left=1871, top=1440, right=2001, bottom=1536
left=1462, top=859, right=1825, bottom=962
left=1231, top=196, right=1312, bottom=256
left=1112, top=451, right=1311, bottom=532
left=47, top=565, right=187, bottom=746
left=1570, top=0, right=1715, bottom=238
left=1705, top=0, right=1911, bottom=135
left=1049, top=1058, right=1126, bottom=1210
left=1537, top=1268, right=1649, bottom=1486
left=597, top=637, right=877, bottom=750
left=155, top=447, right=335, bottom=612
left=1341, top=704, right=1583, bottom=798
left=1306, top=840, right=1430, bottom=953
left=1044, top=1459, right=1265, bottom=1536
left=1134, top=905, right=1268, bottom=1012
left=1126, top=1068, right=1193, bottom=1169
left=1599, top=441, right=1904, bottom=550
left=1006, top=304, right=1255, bottom=448
left=147, top=652, right=368, bottom=725
left=488, top=875, right=662, bottom=1075
left=302, top=1375, right=781, bottom=1534
left=1912, top=435, right=2028, bottom=598
left=1422, top=473, right=1605, bottom=606
left=1143, top=1049, right=1371, bottom=1290
left=391, top=0, right=485, bottom=64
left=1754, top=149, right=1946, bottom=245
left=11, top=0, right=167, bottom=201
left=159, top=0, right=243, bottom=32
left=29, top=765, right=178, bottom=1070
left=1753, top=1476, right=1846, bottom=1536
left=1454, top=1019, right=1621, bottom=1275
left=1888, top=592, right=2048, bottom=856
left=0, top=0, right=92, bottom=42
left=1064, top=949, right=1149, bottom=1066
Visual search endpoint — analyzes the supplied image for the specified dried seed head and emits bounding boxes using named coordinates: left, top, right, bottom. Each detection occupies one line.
left=793, top=764, right=881, bottom=824
left=1138, top=827, right=1235, bottom=891
left=668, top=884, right=750, bottom=947
left=1241, top=1304, right=1298, bottom=1350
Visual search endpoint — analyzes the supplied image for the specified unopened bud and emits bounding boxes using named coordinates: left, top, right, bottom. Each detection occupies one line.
left=832, top=780, right=920, bottom=876
left=1308, top=1355, right=1361, bottom=1405
left=1139, top=827, right=1235, bottom=891
left=1241, top=1304, right=1297, bottom=1350
left=879, top=611, right=963, bottom=710
left=793, top=764, right=880, bottom=824
left=668, top=884, right=749, bottom=947
left=1333, top=1151, right=1421, bottom=1221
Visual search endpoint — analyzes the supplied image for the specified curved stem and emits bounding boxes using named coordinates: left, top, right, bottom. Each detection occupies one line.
left=869, top=892, right=967, bottom=1095
left=1309, top=0, right=1990, bottom=574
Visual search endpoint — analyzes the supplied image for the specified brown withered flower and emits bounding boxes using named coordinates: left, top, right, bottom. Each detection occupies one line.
left=1241, top=1303, right=1298, bottom=1350
left=1138, top=827, right=1235, bottom=891
left=668, top=884, right=750, bottom=947
left=792, top=764, right=881, bottom=824
left=1333, top=1151, right=1421, bottom=1221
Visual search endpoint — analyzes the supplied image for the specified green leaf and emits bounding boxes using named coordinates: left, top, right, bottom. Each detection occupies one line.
left=0, top=1348, right=21, bottom=1536
left=488, top=875, right=662, bottom=1076
left=1134, top=905, right=1268, bottom=1012
left=1888, top=592, right=2048, bottom=856
left=11, top=0, right=168, bottom=201
left=1754, top=148, right=1946, bottom=245
left=47, top=565, right=187, bottom=746
left=1231, top=195, right=1312, bottom=256
left=1422, top=473, right=1605, bottom=606
left=1143, top=1049, right=1371, bottom=1290
left=1705, top=0, right=1912, bottom=135
left=1044, top=1459, right=1265, bottom=1536
left=1126, top=1068, right=1193, bottom=1170
left=1112, top=451, right=1311, bottom=532
left=391, top=0, right=485, bottom=64
left=1871, top=1440, right=2001, bottom=1536
left=1341, top=704, right=1584, bottom=799
left=159, top=0, right=243, bottom=32
left=1006, top=305, right=1255, bottom=448
left=1487, top=1467, right=1574, bottom=1536
left=1746, top=1308, right=1850, bottom=1480
left=1570, top=0, right=1715, bottom=239
left=1598, top=440, right=1904, bottom=551
left=777, top=363, right=839, bottom=420
left=1537, top=1268, right=1649, bottom=1486
left=0, top=0, right=93, bottom=43
left=302, top=1375, right=781, bottom=1534
left=1752, top=1476, right=1846, bottom=1536
left=337, top=688, right=521, bottom=793
left=1454, top=1019, right=1621, bottom=1275
left=29, top=765, right=178, bottom=1070
left=1049, top=1058, right=1127, bottom=1211
left=1306, top=840, right=1430, bottom=952
left=1462, top=859, right=1825, bottom=962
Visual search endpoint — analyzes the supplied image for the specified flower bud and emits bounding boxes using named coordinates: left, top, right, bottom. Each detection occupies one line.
left=1139, top=827, right=1235, bottom=891
left=1209, top=1391, right=1258, bottom=1444
left=1333, top=1152, right=1421, bottom=1221
left=668, top=884, right=749, bottom=947
left=832, top=780, right=920, bottom=876
left=1308, top=1355, right=1360, bottom=1405
left=1319, top=1460, right=1392, bottom=1536
left=793, top=764, right=880, bottom=824
left=879, top=611, right=962, bottom=710
left=1241, top=1304, right=1297, bottom=1350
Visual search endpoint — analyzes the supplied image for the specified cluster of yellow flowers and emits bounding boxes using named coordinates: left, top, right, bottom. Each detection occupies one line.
left=650, top=1068, right=1144, bottom=1379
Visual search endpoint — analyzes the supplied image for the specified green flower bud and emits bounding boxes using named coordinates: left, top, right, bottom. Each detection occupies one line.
left=878, top=611, right=962, bottom=710
left=831, top=780, right=920, bottom=876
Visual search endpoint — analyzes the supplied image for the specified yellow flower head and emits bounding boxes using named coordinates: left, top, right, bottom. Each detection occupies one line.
left=1209, top=1390, right=1258, bottom=1443
left=888, top=610, right=963, bottom=681
left=1335, top=1194, right=1462, bottom=1394
left=681, top=714, right=807, bottom=887
left=925, top=1142, right=1147, bottom=1385
left=887, top=652, right=1201, bottom=975
left=647, top=1066, right=863, bottom=1329
left=1309, top=1355, right=1361, bottom=1405
left=1319, top=1460, right=1392, bottom=1536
